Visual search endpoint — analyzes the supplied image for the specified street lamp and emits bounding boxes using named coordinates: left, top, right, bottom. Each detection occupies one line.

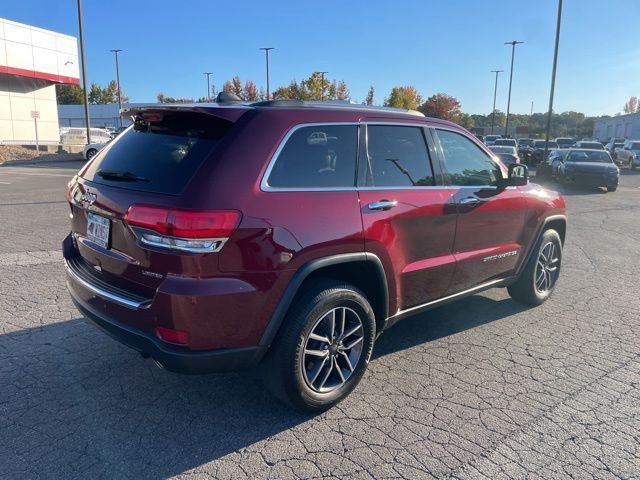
left=543, top=0, right=564, bottom=164
left=76, top=0, right=91, bottom=144
left=259, top=47, right=274, bottom=101
left=110, top=49, right=123, bottom=128
left=203, top=72, right=213, bottom=101
left=504, top=40, right=524, bottom=137
left=490, top=70, right=503, bottom=135
left=317, top=71, right=328, bottom=101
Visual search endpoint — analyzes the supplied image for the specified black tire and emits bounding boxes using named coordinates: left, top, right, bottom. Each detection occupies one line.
left=508, top=229, right=562, bottom=305
left=86, top=148, right=97, bottom=160
left=607, top=186, right=617, bottom=192
left=261, top=279, right=376, bottom=412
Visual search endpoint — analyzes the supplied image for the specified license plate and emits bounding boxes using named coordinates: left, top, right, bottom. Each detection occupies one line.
left=86, top=212, right=110, bottom=248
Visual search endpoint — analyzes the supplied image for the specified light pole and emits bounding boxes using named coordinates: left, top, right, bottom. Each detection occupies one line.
left=203, top=72, right=213, bottom=101
left=504, top=40, right=524, bottom=137
left=259, top=47, right=274, bottom=101
left=543, top=0, right=563, bottom=164
left=490, top=70, right=503, bottom=135
left=317, top=71, right=328, bottom=101
left=76, top=0, right=91, bottom=144
left=110, top=49, right=122, bottom=127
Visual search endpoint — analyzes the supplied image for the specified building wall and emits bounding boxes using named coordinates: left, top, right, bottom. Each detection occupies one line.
left=593, top=113, right=640, bottom=142
left=0, top=75, right=60, bottom=142
left=0, top=17, right=79, bottom=143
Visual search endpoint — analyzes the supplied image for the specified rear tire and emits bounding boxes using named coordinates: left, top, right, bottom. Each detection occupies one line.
left=86, top=148, right=97, bottom=160
left=261, top=280, right=376, bottom=412
left=508, top=229, right=562, bottom=305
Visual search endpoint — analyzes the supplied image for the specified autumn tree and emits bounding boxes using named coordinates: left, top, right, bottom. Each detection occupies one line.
left=384, top=86, right=423, bottom=110
left=272, top=73, right=348, bottom=101
left=623, top=96, right=638, bottom=114
left=55, top=84, right=84, bottom=104
left=222, top=76, right=261, bottom=101
left=418, top=93, right=462, bottom=122
left=335, top=80, right=350, bottom=101
left=365, top=86, right=374, bottom=105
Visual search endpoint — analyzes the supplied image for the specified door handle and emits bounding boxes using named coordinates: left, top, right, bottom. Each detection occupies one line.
left=368, top=200, right=398, bottom=211
left=458, top=196, right=480, bottom=206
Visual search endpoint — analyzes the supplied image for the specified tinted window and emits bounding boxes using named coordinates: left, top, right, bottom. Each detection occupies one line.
left=82, top=111, right=231, bottom=195
left=266, top=125, right=357, bottom=188
left=436, top=129, right=500, bottom=186
left=631, top=142, right=640, bottom=149
left=566, top=151, right=612, bottom=163
left=363, top=125, right=434, bottom=187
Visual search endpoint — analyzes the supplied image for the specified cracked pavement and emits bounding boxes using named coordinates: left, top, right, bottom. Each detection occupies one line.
left=1, top=161, right=639, bottom=479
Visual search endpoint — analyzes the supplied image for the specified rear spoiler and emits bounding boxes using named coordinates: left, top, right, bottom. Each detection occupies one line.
left=120, top=104, right=252, bottom=123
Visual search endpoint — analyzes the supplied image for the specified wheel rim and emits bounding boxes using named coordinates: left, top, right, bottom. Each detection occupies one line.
left=535, top=241, right=560, bottom=294
left=302, top=306, right=364, bottom=393
left=87, top=150, right=96, bottom=159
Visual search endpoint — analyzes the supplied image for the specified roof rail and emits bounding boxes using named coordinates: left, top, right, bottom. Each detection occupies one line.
left=250, top=100, right=424, bottom=117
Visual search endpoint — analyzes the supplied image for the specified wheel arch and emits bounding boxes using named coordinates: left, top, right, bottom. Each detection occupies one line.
left=259, top=253, right=389, bottom=349
left=516, top=214, right=567, bottom=277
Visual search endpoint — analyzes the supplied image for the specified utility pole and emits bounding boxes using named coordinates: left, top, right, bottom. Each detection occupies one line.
left=504, top=40, right=524, bottom=137
left=317, top=71, right=328, bottom=101
left=76, top=0, right=91, bottom=144
left=110, top=49, right=123, bottom=127
left=490, top=70, right=503, bottom=135
left=543, top=0, right=564, bottom=165
left=203, top=72, right=213, bottom=101
left=259, top=47, right=274, bottom=101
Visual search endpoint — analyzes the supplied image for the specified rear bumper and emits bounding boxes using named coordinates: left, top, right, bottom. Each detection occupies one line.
left=69, top=286, right=267, bottom=374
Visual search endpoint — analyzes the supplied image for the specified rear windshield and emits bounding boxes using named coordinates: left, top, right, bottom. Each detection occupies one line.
left=494, top=139, right=516, bottom=146
left=489, top=146, right=516, bottom=154
left=82, top=111, right=232, bottom=195
left=566, top=150, right=612, bottom=163
left=631, top=142, right=640, bottom=149
left=578, top=142, right=604, bottom=150
left=518, top=139, right=533, bottom=146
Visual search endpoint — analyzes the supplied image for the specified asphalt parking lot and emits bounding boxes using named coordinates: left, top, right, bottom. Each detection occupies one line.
left=1, top=160, right=639, bottom=479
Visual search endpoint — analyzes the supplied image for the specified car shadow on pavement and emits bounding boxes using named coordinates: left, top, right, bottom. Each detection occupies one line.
left=1, top=294, right=528, bottom=477
left=0, top=319, right=311, bottom=478
left=374, top=294, right=529, bottom=359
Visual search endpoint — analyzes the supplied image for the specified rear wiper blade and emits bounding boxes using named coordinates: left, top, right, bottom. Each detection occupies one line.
left=97, top=169, right=149, bottom=182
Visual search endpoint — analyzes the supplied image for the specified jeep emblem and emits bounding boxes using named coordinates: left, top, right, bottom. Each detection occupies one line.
left=80, top=190, right=97, bottom=206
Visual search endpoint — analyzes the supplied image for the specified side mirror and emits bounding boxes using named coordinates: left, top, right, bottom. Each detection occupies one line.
left=499, top=163, right=528, bottom=188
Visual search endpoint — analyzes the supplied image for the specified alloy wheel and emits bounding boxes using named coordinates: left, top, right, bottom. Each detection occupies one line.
left=535, top=241, right=560, bottom=294
left=302, top=307, right=364, bottom=393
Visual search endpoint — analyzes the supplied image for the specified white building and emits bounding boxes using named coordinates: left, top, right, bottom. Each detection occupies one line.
left=593, top=113, right=640, bottom=142
left=0, top=18, right=80, bottom=144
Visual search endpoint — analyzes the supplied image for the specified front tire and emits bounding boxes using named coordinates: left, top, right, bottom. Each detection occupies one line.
left=508, top=229, right=562, bottom=305
left=262, top=280, right=376, bottom=411
left=607, top=186, right=617, bottom=192
left=86, top=148, right=97, bottom=160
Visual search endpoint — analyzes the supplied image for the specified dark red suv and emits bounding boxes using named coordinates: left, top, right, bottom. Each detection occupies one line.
left=64, top=100, right=567, bottom=410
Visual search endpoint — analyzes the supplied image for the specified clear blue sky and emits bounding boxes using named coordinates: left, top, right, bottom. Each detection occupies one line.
left=4, top=0, right=639, bottom=115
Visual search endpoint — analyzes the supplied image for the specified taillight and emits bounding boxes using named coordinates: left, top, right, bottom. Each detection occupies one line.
left=124, top=205, right=241, bottom=253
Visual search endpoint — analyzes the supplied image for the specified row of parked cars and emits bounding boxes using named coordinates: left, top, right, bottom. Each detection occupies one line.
left=477, top=134, right=628, bottom=192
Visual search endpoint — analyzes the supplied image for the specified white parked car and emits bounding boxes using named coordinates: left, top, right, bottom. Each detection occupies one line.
left=83, top=142, right=106, bottom=160
left=60, top=127, right=112, bottom=145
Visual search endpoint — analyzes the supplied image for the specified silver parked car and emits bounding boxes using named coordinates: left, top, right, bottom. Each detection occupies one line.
left=614, top=140, right=640, bottom=169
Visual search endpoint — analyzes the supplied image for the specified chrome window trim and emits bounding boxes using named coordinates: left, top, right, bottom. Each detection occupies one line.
left=259, top=120, right=513, bottom=192
left=260, top=122, right=361, bottom=192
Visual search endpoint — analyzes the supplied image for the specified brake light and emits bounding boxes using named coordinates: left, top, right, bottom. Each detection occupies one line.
left=124, top=205, right=241, bottom=253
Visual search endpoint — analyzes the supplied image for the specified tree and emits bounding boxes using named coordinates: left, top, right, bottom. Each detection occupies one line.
left=156, top=92, right=194, bottom=103
left=243, top=80, right=259, bottom=101
left=365, top=85, right=374, bottom=105
left=335, top=80, right=350, bottom=101
left=418, top=93, right=462, bottom=122
left=87, top=81, right=128, bottom=104
left=623, top=96, right=638, bottom=114
left=88, top=83, right=103, bottom=104
left=384, top=86, right=422, bottom=110
left=56, top=84, right=84, bottom=104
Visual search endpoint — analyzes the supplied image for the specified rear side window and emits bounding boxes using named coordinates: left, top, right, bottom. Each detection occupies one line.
left=435, top=129, right=500, bottom=186
left=363, top=125, right=434, bottom=187
left=82, top=111, right=232, bottom=195
left=266, top=125, right=357, bottom=189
